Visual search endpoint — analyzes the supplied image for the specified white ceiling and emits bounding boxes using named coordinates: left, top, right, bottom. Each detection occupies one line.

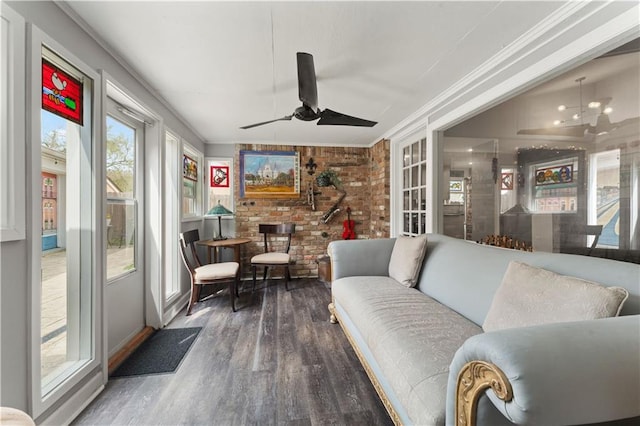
left=62, top=1, right=568, bottom=146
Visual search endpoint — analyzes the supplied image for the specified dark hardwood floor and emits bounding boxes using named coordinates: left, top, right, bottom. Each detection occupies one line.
left=74, top=278, right=393, bottom=425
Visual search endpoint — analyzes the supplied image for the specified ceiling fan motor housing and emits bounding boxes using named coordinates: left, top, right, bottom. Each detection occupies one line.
left=294, top=105, right=321, bottom=121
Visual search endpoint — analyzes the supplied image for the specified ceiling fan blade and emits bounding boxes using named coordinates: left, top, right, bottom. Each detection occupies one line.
left=598, top=116, right=640, bottom=134
left=517, top=124, right=591, bottom=138
left=594, top=96, right=612, bottom=107
left=317, top=108, right=377, bottom=127
left=297, top=52, right=318, bottom=112
left=239, top=115, right=293, bottom=129
left=614, top=116, right=640, bottom=128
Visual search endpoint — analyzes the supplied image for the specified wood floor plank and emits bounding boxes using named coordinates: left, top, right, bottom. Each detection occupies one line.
left=72, top=278, right=392, bottom=426
left=276, top=364, right=311, bottom=423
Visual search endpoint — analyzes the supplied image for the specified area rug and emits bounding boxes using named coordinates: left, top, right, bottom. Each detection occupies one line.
left=111, top=327, right=202, bottom=378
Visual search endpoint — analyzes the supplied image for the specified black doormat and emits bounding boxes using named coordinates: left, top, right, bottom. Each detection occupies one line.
left=111, top=327, right=202, bottom=378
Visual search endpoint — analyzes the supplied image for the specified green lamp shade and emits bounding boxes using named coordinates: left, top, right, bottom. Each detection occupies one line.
left=207, top=201, right=233, bottom=216
left=207, top=201, right=233, bottom=240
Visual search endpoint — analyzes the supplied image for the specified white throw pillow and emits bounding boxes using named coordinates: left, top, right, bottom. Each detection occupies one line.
left=388, top=234, right=428, bottom=287
left=483, top=261, right=629, bottom=332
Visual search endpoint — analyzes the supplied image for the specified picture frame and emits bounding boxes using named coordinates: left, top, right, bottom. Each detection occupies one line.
left=42, top=58, right=84, bottom=126
left=535, top=164, right=573, bottom=186
left=210, top=165, right=229, bottom=188
left=240, top=150, right=300, bottom=198
left=501, top=172, right=514, bottom=190
left=183, top=154, right=198, bottom=181
left=449, top=180, right=463, bottom=192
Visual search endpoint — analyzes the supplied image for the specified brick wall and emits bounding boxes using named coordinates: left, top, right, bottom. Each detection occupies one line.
left=234, top=141, right=390, bottom=279
left=370, top=139, right=391, bottom=238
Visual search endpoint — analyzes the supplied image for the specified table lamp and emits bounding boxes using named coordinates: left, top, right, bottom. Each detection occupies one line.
left=207, top=200, right=234, bottom=240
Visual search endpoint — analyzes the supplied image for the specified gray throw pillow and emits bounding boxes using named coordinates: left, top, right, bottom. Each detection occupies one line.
left=483, top=261, right=629, bottom=332
left=388, top=234, right=428, bottom=287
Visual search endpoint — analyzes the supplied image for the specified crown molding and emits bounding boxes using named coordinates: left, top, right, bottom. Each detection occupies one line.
left=380, top=0, right=639, bottom=144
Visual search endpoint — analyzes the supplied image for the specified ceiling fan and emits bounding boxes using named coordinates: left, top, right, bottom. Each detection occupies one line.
left=240, top=52, right=377, bottom=129
left=517, top=77, right=639, bottom=138
left=518, top=104, right=639, bottom=138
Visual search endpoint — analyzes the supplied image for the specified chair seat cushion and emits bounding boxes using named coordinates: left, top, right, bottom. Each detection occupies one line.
left=194, top=262, right=238, bottom=281
left=251, top=252, right=290, bottom=264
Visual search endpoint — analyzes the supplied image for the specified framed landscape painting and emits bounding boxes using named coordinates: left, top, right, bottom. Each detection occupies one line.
left=240, top=150, right=300, bottom=198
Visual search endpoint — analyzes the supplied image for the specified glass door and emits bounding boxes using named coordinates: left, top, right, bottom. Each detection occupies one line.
left=401, top=137, right=427, bottom=235
left=105, top=101, right=145, bottom=357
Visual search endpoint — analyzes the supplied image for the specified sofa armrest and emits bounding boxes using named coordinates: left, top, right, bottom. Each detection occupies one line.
left=328, top=238, right=396, bottom=280
left=447, top=315, right=640, bottom=426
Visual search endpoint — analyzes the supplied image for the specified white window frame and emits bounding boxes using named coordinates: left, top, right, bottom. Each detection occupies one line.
left=399, top=135, right=429, bottom=236
left=1, top=3, right=26, bottom=241
left=181, top=142, right=203, bottom=220
left=164, top=129, right=181, bottom=306
left=391, top=127, right=432, bottom=237
left=205, top=156, right=234, bottom=214
left=204, top=156, right=234, bottom=241
left=104, top=103, right=143, bottom=282
left=29, top=27, right=102, bottom=421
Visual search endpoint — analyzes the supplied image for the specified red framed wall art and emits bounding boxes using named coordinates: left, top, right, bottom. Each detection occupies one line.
left=42, top=59, right=83, bottom=125
left=210, top=166, right=229, bottom=188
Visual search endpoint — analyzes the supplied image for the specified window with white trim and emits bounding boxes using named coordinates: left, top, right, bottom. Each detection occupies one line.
left=35, top=43, right=98, bottom=417
left=401, top=137, right=427, bottom=235
left=164, top=130, right=180, bottom=302
left=182, top=143, right=202, bottom=218
left=205, top=157, right=233, bottom=214
left=1, top=4, right=26, bottom=241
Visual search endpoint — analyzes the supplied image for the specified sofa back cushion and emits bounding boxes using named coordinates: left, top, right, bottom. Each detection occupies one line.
left=483, top=261, right=629, bottom=331
left=388, top=234, right=428, bottom=287
left=416, top=234, right=640, bottom=326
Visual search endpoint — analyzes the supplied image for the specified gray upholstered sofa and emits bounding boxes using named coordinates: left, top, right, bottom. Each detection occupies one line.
left=327, top=233, right=640, bottom=426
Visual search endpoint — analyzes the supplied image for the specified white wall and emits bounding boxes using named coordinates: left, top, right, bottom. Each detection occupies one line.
left=205, top=143, right=235, bottom=158
left=0, top=239, right=30, bottom=409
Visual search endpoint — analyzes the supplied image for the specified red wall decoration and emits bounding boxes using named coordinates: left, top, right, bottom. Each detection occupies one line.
left=210, top=166, right=229, bottom=187
left=42, top=59, right=83, bottom=125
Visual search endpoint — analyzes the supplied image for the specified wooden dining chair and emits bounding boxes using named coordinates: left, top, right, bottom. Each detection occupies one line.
left=179, top=229, right=239, bottom=314
left=251, top=223, right=295, bottom=291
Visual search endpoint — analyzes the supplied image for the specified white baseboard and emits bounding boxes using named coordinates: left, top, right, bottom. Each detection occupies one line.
left=38, top=370, right=104, bottom=426
left=162, top=293, right=190, bottom=326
